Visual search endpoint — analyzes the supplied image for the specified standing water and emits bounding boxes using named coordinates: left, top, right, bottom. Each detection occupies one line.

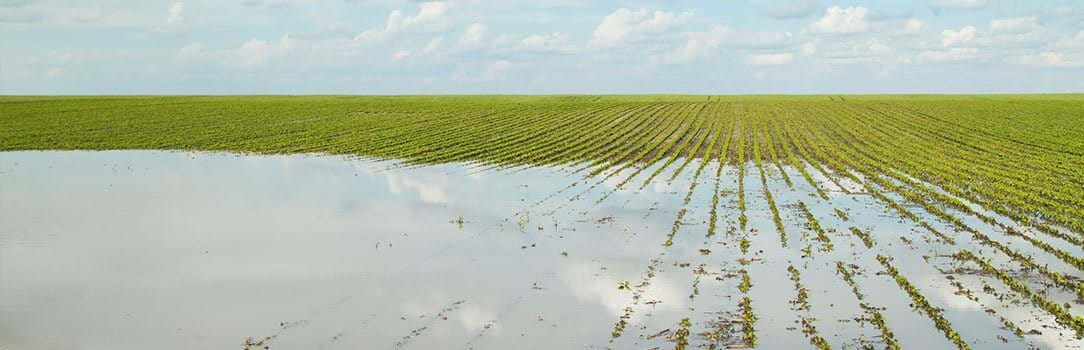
left=1, top=151, right=1078, bottom=349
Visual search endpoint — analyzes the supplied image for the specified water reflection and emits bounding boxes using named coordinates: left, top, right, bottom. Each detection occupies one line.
left=385, top=172, right=450, bottom=204
left=0, top=151, right=668, bottom=349
left=1, top=151, right=1080, bottom=349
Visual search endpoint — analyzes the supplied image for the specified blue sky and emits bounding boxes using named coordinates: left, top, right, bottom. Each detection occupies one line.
left=1, top=0, right=1083, bottom=94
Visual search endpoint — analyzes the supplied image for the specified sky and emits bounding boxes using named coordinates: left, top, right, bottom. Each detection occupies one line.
left=1, top=0, right=1083, bottom=94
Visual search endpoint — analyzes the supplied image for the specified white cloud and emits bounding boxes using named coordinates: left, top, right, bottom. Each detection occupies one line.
left=1012, top=31, right=1084, bottom=67
left=1055, top=31, right=1084, bottom=49
left=916, top=47, right=978, bottom=62
left=483, top=60, right=512, bottom=79
left=819, top=38, right=900, bottom=64
left=808, top=7, right=869, bottom=34
left=41, top=49, right=130, bottom=65
left=391, top=50, right=412, bottom=61
left=902, top=19, right=927, bottom=34
left=976, top=17, right=1044, bottom=48
left=990, top=17, right=1038, bottom=34
left=728, top=31, right=799, bottom=49
left=5, top=0, right=1084, bottom=94
left=589, top=8, right=693, bottom=48
left=45, top=67, right=65, bottom=78
left=388, top=1, right=448, bottom=33
left=423, top=37, right=443, bottom=53
left=240, top=0, right=296, bottom=9
left=517, top=32, right=574, bottom=53
left=460, top=23, right=485, bottom=45
left=17, top=49, right=133, bottom=80
left=175, top=35, right=295, bottom=68
left=942, top=26, right=976, bottom=47
left=763, top=1, right=819, bottom=19
left=385, top=172, right=448, bottom=204
left=147, top=2, right=189, bottom=37
left=651, top=26, right=732, bottom=64
left=744, top=52, right=794, bottom=66
left=59, top=9, right=106, bottom=23
left=800, top=39, right=819, bottom=55
left=930, top=0, right=988, bottom=9
left=353, top=1, right=449, bottom=44
left=393, top=36, right=444, bottom=62
left=1018, top=51, right=1084, bottom=67
left=290, top=22, right=354, bottom=41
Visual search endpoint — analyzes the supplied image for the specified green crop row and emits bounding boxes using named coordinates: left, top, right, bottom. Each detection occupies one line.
left=876, top=255, right=970, bottom=349
left=836, top=261, right=902, bottom=350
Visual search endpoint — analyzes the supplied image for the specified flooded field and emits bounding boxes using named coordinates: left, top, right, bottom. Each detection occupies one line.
left=2, top=150, right=1081, bottom=349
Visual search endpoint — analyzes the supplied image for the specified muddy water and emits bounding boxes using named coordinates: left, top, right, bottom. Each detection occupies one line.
left=0, top=151, right=1080, bottom=349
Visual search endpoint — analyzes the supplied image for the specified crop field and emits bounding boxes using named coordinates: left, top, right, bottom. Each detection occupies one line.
left=2, top=94, right=1084, bottom=348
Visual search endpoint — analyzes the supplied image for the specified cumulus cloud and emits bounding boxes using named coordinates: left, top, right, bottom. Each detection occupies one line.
left=45, top=67, right=65, bottom=78
left=1018, top=51, right=1084, bottom=67
left=5, top=0, right=1083, bottom=93
left=175, top=35, right=295, bottom=68
left=818, top=38, right=900, bottom=64
left=762, top=1, right=820, bottom=19
left=388, top=1, right=448, bottom=33
left=147, top=2, right=189, bottom=37
left=729, top=31, right=800, bottom=50
left=976, top=17, right=1045, bottom=48
left=517, top=32, right=574, bottom=53
left=937, top=17, right=1046, bottom=50
left=1014, top=31, right=1084, bottom=67
left=651, top=26, right=732, bottom=64
left=1055, top=31, right=1084, bottom=49
left=901, top=19, right=927, bottom=35
left=989, top=16, right=1038, bottom=34
left=386, top=172, right=448, bottom=204
left=289, top=21, right=354, bottom=41
left=41, top=49, right=131, bottom=65
left=808, top=6, right=869, bottom=34
left=354, top=1, right=449, bottom=44
left=483, top=60, right=512, bottom=79
left=460, top=23, right=485, bottom=45
left=391, top=50, right=411, bottom=61
left=393, top=37, right=443, bottom=62
left=942, top=26, right=976, bottom=47
left=240, top=0, right=296, bottom=9
left=930, top=0, right=988, bottom=9
left=744, top=52, right=794, bottom=66
left=590, top=8, right=693, bottom=48
left=916, top=47, right=978, bottom=62
left=13, top=49, right=133, bottom=84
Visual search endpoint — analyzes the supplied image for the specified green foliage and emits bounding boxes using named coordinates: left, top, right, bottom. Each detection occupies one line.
left=836, top=261, right=901, bottom=350
left=739, top=297, right=757, bottom=348
left=798, top=201, right=834, bottom=252
left=738, top=269, right=752, bottom=293
left=848, top=227, right=875, bottom=249
left=953, top=250, right=1084, bottom=338
left=877, top=255, right=971, bottom=349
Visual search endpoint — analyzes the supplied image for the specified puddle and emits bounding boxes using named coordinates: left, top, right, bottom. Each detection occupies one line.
left=0, top=151, right=1080, bottom=349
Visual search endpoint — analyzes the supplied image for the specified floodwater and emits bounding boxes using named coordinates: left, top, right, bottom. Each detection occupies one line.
left=0, top=151, right=1080, bottom=349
